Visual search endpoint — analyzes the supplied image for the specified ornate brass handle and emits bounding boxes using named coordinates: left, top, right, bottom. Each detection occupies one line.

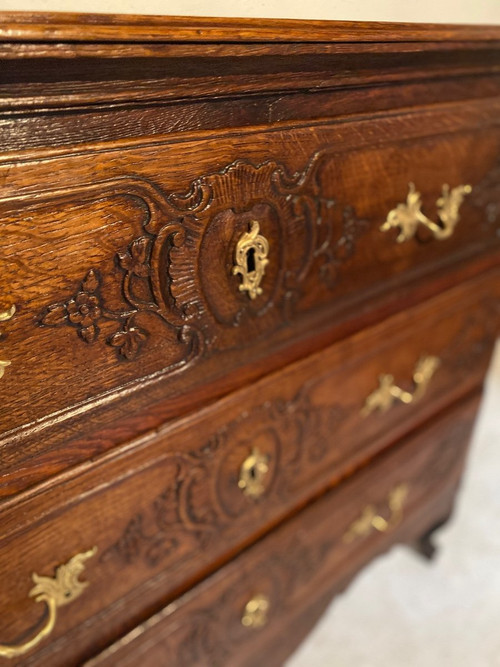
left=241, top=594, right=270, bottom=628
left=0, top=305, right=15, bottom=380
left=233, top=221, right=269, bottom=299
left=381, top=182, right=471, bottom=242
left=238, top=447, right=270, bottom=499
left=0, top=547, right=96, bottom=659
left=343, top=484, right=409, bottom=543
left=362, top=355, right=440, bottom=417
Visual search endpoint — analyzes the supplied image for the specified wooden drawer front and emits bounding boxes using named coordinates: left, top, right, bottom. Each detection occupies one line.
left=86, top=395, right=478, bottom=667
left=2, top=101, right=500, bottom=481
left=2, top=259, right=500, bottom=500
left=0, top=273, right=497, bottom=664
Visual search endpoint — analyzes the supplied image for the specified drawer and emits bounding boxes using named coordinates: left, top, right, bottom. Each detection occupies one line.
left=2, top=101, right=500, bottom=490
left=0, top=273, right=496, bottom=664
left=84, top=393, right=479, bottom=667
left=2, top=257, right=500, bottom=499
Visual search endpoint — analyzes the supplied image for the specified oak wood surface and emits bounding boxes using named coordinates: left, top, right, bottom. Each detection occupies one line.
left=0, top=13, right=500, bottom=43
left=2, top=102, right=500, bottom=498
left=0, top=18, right=499, bottom=666
left=1, top=49, right=499, bottom=115
left=85, top=392, right=479, bottom=667
left=3, top=77, right=500, bottom=153
left=0, top=270, right=496, bottom=665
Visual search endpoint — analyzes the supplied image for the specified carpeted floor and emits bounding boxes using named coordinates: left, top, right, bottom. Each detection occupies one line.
left=287, top=341, right=500, bottom=667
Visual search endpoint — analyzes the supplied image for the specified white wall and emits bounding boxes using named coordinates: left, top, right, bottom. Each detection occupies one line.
left=0, top=0, right=499, bottom=25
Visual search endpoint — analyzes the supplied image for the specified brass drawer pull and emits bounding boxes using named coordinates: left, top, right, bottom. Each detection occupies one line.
left=381, top=182, right=471, bottom=242
left=362, top=355, right=440, bottom=417
left=0, top=547, right=96, bottom=659
left=233, top=221, right=269, bottom=299
left=0, top=305, right=15, bottom=380
left=241, top=594, right=270, bottom=628
left=238, top=447, right=270, bottom=499
left=343, top=483, right=409, bottom=543
left=0, top=305, right=15, bottom=322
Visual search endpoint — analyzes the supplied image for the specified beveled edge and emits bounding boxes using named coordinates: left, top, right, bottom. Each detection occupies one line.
left=0, top=12, right=499, bottom=43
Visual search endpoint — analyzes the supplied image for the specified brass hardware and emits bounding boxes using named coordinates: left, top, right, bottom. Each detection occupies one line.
left=0, top=305, right=15, bottom=379
left=241, top=594, right=270, bottom=628
left=381, top=182, right=471, bottom=242
left=0, top=305, right=16, bottom=322
left=233, top=221, right=269, bottom=299
left=343, top=484, right=409, bottom=543
left=0, top=547, right=97, bottom=659
left=238, top=447, right=270, bottom=499
left=0, top=360, right=11, bottom=380
left=362, top=355, right=440, bottom=417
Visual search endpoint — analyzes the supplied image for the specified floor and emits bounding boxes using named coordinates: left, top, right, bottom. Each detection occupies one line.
left=287, top=341, right=500, bottom=667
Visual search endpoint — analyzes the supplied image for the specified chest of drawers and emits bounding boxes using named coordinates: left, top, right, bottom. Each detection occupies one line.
left=0, top=13, right=499, bottom=666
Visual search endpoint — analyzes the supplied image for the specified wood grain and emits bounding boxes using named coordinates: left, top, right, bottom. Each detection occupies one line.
left=0, top=271, right=496, bottom=665
left=1, top=13, right=500, bottom=43
left=2, top=105, right=500, bottom=498
left=84, top=393, right=479, bottom=667
left=0, top=18, right=499, bottom=666
left=3, top=76, right=500, bottom=153
left=1, top=49, right=500, bottom=114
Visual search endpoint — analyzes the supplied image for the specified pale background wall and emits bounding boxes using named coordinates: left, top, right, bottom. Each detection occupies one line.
left=0, top=0, right=499, bottom=24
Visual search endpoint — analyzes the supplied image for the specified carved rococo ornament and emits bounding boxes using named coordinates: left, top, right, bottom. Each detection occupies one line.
left=100, top=383, right=346, bottom=570
left=38, top=157, right=368, bottom=361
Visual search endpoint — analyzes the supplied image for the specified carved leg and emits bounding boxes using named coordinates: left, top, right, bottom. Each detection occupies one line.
left=411, top=515, right=452, bottom=560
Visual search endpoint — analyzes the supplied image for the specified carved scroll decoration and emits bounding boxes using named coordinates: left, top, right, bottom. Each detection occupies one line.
left=100, top=382, right=346, bottom=570
left=152, top=433, right=462, bottom=667
left=37, top=157, right=368, bottom=362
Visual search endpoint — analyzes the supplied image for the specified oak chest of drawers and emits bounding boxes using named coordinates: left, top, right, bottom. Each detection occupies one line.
left=1, top=13, right=499, bottom=666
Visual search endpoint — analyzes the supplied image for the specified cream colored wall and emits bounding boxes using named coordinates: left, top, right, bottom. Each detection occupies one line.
left=0, top=0, right=499, bottom=24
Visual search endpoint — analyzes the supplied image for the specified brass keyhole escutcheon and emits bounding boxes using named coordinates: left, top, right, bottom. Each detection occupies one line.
left=233, top=221, right=269, bottom=300
left=238, top=447, right=270, bottom=499
left=241, top=594, right=270, bottom=629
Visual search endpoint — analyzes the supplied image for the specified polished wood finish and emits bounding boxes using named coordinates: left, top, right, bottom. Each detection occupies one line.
left=87, top=394, right=479, bottom=667
left=1, top=14, right=499, bottom=667
left=1, top=13, right=500, bottom=43
left=2, top=83, right=500, bottom=498
left=1, top=275, right=496, bottom=665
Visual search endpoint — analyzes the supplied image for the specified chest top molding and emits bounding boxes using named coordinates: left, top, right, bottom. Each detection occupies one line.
left=0, top=12, right=500, bottom=43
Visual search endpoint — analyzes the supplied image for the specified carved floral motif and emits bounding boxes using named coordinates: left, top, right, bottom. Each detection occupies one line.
left=38, top=156, right=368, bottom=361
left=96, top=287, right=499, bottom=574
left=38, top=267, right=149, bottom=360
left=141, top=428, right=465, bottom=667
left=35, top=151, right=500, bottom=367
left=100, top=383, right=346, bottom=570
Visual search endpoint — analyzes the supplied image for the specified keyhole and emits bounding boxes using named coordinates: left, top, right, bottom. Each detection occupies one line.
left=246, top=247, right=256, bottom=274
left=249, top=465, right=257, bottom=480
